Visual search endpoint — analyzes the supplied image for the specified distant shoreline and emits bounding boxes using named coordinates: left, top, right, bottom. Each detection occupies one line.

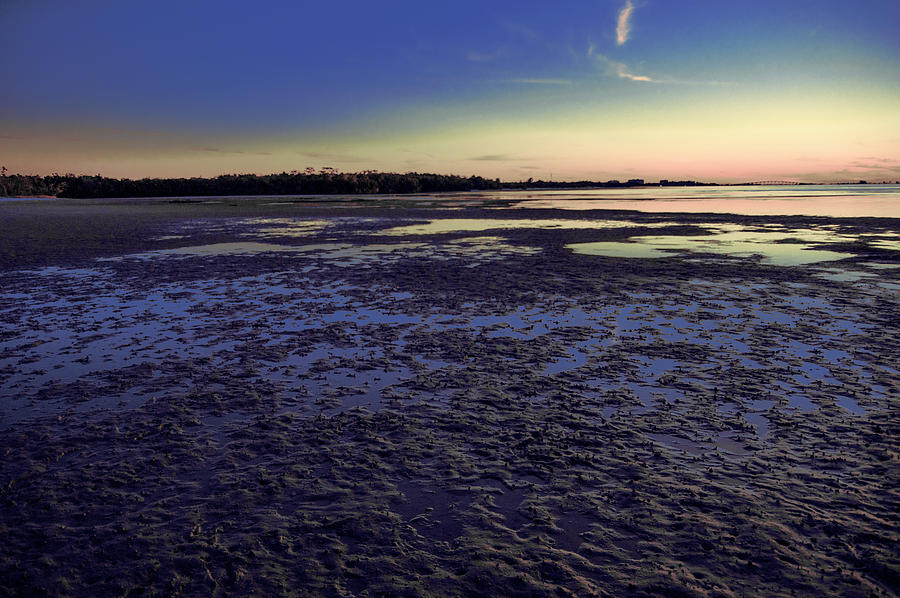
left=2, top=183, right=899, bottom=202
left=2, top=170, right=897, bottom=199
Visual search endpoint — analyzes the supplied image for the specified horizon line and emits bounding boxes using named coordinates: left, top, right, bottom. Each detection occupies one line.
left=2, top=169, right=897, bottom=187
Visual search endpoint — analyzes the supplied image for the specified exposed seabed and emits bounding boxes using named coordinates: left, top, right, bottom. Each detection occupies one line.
left=1, top=199, right=898, bottom=596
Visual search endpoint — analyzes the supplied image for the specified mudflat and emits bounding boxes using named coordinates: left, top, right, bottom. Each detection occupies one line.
left=1, top=196, right=898, bottom=597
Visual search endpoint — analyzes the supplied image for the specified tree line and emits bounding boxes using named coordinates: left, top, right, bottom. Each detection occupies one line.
left=0, top=169, right=504, bottom=198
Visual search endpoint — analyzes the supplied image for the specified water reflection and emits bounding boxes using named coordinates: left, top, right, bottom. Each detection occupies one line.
left=567, top=225, right=859, bottom=266
left=568, top=242, right=675, bottom=259
left=236, top=218, right=332, bottom=238
left=105, top=238, right=539, bottom=264
left=379, top=218, right=672, bottom=236
left=500, top=185, right=900, bottom=218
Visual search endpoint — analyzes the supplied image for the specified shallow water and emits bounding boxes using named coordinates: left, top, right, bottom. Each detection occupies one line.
left=567, top=223, right=869, bottom=265
left=500, top=184, right=900, bottom=217
left=0, top=196, right=58, bottom=201
left=106, top=238, right=540, bottom=265
left=378, top=218, right=667, bottom=236
left=372, top=216, right=898, bottom=267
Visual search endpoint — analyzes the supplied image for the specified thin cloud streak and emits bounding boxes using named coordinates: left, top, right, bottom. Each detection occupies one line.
left=594, top=55, right=735, bottom=86
left=596, top=55, right=655, bottom=82
left=467, top=154, right=527, bottom=161
left=195, top=147, right=272, bottom=156
left=297, top=151, right=367, bottom=162
left=616, top=1, right=634, bottom=46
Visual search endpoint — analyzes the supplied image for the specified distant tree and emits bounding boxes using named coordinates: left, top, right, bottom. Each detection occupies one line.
left=0, top=169, right=499, bottom=198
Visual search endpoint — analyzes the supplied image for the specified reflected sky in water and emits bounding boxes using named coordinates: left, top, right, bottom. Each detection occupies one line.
left=379, top=218, right=671, bottom=236
left=567, top=225, right=862, bottom=266
left=500, top=185, right=900, bottom=218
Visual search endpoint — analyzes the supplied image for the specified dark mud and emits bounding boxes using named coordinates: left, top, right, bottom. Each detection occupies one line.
left=1, top=197, right=898, bottom=597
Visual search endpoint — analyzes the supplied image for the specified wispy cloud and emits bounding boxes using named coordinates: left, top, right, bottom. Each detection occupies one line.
left=400, top=148, right=436, bottom=160
left=788, top=165, right=900, bottom=182
left=616, top=1, right=635, bottom=46
left=855, top=157, right=899, bottom=165
left=594, top=55, right=735, bottom=86
left=505, top=78, right=572, bottom=86
left=195, top=147, right=271, bottom=156
left=596, top=55, right=655, bottom=82
left=297, top=151, right=367, bottom=162
left=850, top=159, right=900, bottom=171
left=468, top=154, right=521, bottom=161
left=196, top=146, right=244, bottom=154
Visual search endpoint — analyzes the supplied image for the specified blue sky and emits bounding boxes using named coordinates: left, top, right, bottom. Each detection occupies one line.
left=2, top=0, right=899, bottom=181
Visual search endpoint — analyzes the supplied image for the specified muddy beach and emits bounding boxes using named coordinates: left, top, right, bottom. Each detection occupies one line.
left=1, top=196, right=898, bottom=597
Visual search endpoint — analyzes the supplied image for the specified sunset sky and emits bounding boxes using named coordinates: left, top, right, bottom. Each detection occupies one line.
left=2, top=0, right=899, bottom=182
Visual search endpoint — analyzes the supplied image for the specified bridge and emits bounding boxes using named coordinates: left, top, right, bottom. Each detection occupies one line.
left=746, top=180, right=803, bottom=185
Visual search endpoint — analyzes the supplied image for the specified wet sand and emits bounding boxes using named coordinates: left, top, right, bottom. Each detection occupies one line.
left=1, top=197, right=898, bottom=596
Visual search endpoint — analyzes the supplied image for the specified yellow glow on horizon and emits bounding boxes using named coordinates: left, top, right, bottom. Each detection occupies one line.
left=3, top=83, right=898, bottom=182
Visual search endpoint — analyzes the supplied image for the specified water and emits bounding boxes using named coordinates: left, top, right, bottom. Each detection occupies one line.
left=500, top=184, right=900, bottom=218
left=371, top=216, right=894, bottom=267
left=0, top=196, right=59, bottom=201
left=379, top=218, right=673, bottom=235
left=9, top=184, right=898, bottom=218
left=567, top=225, right=860, bottom=265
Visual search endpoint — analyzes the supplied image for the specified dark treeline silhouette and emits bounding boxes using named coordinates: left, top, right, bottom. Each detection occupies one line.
left=0, top=172, right=68, bottom=197
left=0, top=169, right=504, bottom=198
left=1, top=168, right=891, bottom=198
left=0, top=169, right=686, bottom=198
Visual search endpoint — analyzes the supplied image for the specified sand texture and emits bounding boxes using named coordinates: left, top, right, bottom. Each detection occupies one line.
left=1, top=197, right=898, bottom=597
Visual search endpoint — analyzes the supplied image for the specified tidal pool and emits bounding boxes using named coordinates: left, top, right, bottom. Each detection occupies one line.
left=869, top=238, right=900, bottom=251
left=567, top=225, right=859, bottom=266
left=379, top=218, right=672, bottom=236
left=236, top=218, right=333, bottom=238
left=107, top=238, right=539, bottom=265
left=814, top=269, right=879, bottom=283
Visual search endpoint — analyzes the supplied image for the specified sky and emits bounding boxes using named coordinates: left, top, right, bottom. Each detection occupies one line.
left=2, top=0, right=899, bottom=183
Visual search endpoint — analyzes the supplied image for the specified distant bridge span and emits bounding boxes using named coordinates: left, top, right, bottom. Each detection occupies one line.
left=746, top=180, right=803, bottom=185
